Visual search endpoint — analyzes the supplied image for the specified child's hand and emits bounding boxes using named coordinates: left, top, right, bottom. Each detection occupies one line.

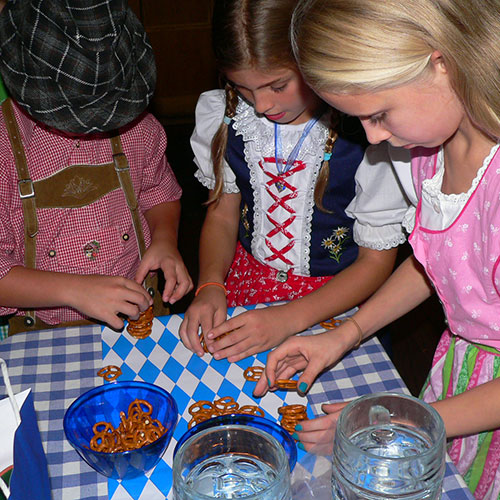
left=205, top=306, right=295, bottom=362
left=293, top=402, right=348, bottom=453
left=179, top=286, right=228, bottom=356
left=67, top=274, right=153, bottom=330
left=135, top=240, right=193, bottom=304
left=253, top=331, right=350, bottom=397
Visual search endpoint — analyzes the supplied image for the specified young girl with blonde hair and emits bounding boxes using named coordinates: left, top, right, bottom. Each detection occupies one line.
left=179, top=0, right=407, bottom=362
left=255, top=1, right=500, bottom=497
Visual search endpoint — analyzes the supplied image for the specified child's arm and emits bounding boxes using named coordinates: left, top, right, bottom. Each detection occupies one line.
left=432, top=379, right=500, bottom=438
left=134, top=200, right=193, bottom=304
left=178, top=192, right=240, bottom=356
left=0, top=266, right=152, bottom=330
left=253, top=255, right=433, bottom=396
left=206, top=245, right=398, bottom=362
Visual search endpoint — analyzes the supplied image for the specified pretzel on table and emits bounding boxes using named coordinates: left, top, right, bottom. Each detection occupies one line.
left=97, top=365, right=122, bottom=382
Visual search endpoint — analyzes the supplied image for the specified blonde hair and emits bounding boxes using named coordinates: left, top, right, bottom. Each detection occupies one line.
left=208, top=0, right=339, bottom=208
left=291, top=0, right=500, bottom=138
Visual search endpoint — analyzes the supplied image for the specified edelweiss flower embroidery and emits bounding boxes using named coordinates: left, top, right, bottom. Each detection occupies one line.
left=62, top=176, right=97, bottom=199
left=322, top=226, right=350, bottom=263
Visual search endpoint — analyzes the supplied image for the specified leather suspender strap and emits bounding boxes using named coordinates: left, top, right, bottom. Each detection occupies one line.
left=110, top=135, right=147, bottom=259
left=2, top=98, right=37, bottom=325
left=109, top=135, right=157, bottom=297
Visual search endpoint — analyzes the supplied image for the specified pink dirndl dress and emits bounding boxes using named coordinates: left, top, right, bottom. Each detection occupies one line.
left=409, top=147, right=500, bottom=499
left=224, top=242, right=332, bottom=307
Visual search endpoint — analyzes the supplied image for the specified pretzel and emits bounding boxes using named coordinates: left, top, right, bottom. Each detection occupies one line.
left=89, top=398, right=167, bottom=453
left=97, top=365, right=122, bottom=382
left=319, top=317, right=343, bottom=329
left=243, top=366, right=264, bottom=381
left=186, top=396, right=265, bottom=428
left=244, top=366, right=297, bottom=390
left=127, top=305, right=154, bottom=339
left=275, top=379, right=298, bottom=390
left=199, top=330, right=232, bottom=353
left=278, top=404, right=309, bottom=436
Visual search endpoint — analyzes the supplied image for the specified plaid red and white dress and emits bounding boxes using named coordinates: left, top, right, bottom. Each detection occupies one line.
left=0, top=101, right=181, bottom=325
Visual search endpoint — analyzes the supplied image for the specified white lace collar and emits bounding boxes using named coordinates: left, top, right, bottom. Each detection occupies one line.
left=423, top=142, right=500, bottom=204
left=231, top=99, right=329, bottom=159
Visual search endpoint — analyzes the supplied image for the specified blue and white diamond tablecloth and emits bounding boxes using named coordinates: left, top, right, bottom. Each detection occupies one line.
left=101, top=304, right=311, bottom=500
left=0, top=304, right=474, bottom=500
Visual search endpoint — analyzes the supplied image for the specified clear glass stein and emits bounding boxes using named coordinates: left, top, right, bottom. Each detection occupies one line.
left=332, top=392, right=446, bottom=500
left=172, top=424, right=292, bottom=500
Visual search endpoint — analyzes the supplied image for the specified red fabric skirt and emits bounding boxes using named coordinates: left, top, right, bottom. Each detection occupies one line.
left=225, top=242, right=332, bottom=307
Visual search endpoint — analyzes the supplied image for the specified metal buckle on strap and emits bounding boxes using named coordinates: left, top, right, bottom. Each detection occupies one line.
left=113, top=152, right=130, bottom=171
left=18, top=179, right=35, bottom=199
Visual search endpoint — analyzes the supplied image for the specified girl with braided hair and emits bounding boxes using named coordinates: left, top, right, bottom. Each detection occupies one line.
left=179, top=0, right=408, bottom=361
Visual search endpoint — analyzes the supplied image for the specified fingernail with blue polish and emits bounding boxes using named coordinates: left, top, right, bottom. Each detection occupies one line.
left=297, top=442, right=305, bottom=451
left=299, top=382, right=308, bottom=393
left=295, top=424, right=303, bottom=431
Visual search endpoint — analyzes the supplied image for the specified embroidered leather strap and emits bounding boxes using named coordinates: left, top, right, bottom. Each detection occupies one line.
left=2, top=98, right=37, bottom=326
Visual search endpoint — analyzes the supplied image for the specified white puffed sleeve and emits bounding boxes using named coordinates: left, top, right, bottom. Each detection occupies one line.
left=345, top=142, right=417, bottom=249
left=190, top=89, right=240, bottom=193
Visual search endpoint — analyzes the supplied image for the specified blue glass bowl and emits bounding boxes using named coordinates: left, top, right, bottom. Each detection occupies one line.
left=173, top=413, right=297, bottom=471
left=63, top=381, right=178, bottom=479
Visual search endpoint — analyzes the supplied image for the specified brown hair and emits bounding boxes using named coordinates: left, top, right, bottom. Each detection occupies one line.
left=208, top=0, right=339, bottom=208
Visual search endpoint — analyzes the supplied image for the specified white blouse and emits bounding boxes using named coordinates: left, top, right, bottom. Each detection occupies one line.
left=191, top=90, right=412, bottom=274
left=419, top=144, right=500, bottom=230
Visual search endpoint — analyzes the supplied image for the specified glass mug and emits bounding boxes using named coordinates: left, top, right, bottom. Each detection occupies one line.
left=172, top=424, right=291, bottom=500
left=332, top=392, right=446, bottom=500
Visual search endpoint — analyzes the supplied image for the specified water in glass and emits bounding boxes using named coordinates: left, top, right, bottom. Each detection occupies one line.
left=173, top=424, right=291, bottom=500
left=185, top=453, right=284, bottom=499
left=332, top=393, right=446, bottom=500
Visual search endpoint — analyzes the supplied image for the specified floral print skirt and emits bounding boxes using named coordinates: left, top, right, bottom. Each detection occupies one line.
left=225, top=242, right=332, bottom=307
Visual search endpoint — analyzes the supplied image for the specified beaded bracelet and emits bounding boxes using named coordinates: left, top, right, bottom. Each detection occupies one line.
left=195, top=282, right=228, bottom=297
left=345, top=316, right=363, bottom=349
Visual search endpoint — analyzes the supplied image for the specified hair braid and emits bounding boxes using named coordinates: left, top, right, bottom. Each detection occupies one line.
left=314, top=111, right=339, bottom=212
left=207, top=84, right=239, bottom=205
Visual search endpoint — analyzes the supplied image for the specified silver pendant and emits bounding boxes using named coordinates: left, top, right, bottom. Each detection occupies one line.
left=276, top=270, right=288, bottom=283
left=275, top=181, right=286, bottom=192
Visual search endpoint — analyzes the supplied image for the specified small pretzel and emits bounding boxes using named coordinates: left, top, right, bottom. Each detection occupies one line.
left=239, top=405, right=265, bottom=417
left=188, top=400, right=215, bottom=415
left=186, top=396, right=265, bottom=428
left=127, top=305, right=154, bottom=339
left=97, top=365, right=122, bottom=382
left=89, top=398, right=167, bottom=453
left=243, top=366, right=264, bottom=381
left=199, top=330, right=233, bottom=353
left=275, top=379, right=298, bottom=390
left=319, top=317, right=343, bottom=329
left=278, top=404, right=309, bottom=437
left=128, top=399, right=153, bottom=417
left=278, top=404, right=307, bottom=415
left=214, top=396, right=239, bottom=411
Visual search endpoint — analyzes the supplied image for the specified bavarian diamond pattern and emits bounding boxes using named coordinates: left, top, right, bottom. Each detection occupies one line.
left=101, top=305, right=311, bottom=500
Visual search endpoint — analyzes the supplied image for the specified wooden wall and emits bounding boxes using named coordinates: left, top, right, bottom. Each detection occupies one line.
left=129, top=0, right=218, bottom=121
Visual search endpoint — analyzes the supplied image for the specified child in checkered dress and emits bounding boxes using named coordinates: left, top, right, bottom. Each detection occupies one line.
left=0, top=0, right=192, bottom=336
left=179, top=0, right=410, bottom=361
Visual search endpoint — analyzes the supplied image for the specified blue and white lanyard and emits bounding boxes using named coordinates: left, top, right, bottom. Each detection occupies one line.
left=274, top=116, right=320, bottom=189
